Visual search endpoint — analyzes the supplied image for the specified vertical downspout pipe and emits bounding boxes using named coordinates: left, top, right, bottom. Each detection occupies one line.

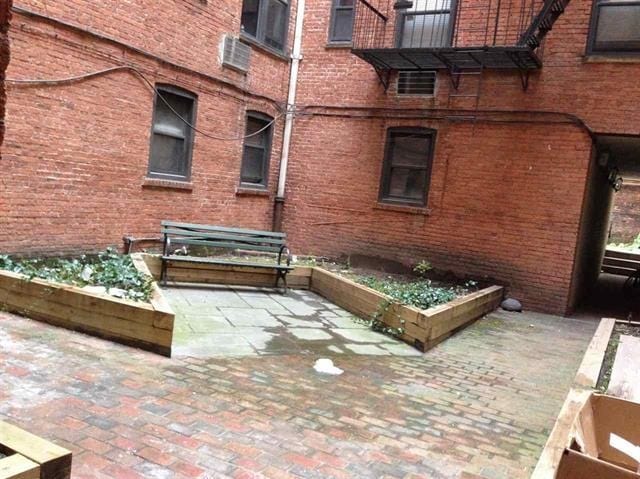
left=273, top=0, right=305, bottom=232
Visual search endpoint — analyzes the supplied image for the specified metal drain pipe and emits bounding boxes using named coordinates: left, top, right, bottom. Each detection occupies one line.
left=273, top=0, right=305, bottom=232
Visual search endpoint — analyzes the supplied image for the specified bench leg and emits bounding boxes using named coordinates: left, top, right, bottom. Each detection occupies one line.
left=275, top=270, right=288, bottom=295
left=161, top=260, right=168, bottom=287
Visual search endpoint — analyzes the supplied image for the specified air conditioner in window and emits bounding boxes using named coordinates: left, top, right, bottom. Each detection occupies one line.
left=221, top=35, right=251, bottom=73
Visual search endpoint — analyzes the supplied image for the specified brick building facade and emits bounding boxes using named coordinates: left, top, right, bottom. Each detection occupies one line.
left=1, top=0, right=639, bottom=314
left=0, top=0, right=10, bottom=150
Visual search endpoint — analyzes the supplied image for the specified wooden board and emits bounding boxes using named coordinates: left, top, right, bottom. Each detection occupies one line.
left=0, top=421, right=71, bottom=479
left=0, top=268, right=174, bottom=357
left=556, top=449, right=640, bottom=479
left=574, top=318, right=617, bottom=388
left=531, top=388, right=592, bottom=479
left=139, top=254, right=312, bottom=290
left=608, top=335, right=640, bottom=403
left=0, top=455, right=39, bottom=479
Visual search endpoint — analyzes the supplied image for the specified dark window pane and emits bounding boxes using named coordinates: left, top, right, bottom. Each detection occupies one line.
left=388, top=167, right=427, bottom=200
left=337, top=0, right=354, bottom=5
left=331, top=8, right=354, bottom=41
left=381, top=129, right=433, bottom=204
left=245, top=117, right=269, bottom=147
left=391, top=134, right=432, bottom=167
left=150, top=134, right=187, bottom=176
left=400, top=12, right=452, bottom=47
left=594, top=4, right=640, bottom=51
left=241, top=146, right=266, bottom=183
left=265, top=0, right=287, bottom=50
left=241, top=0, right=260, bottom=36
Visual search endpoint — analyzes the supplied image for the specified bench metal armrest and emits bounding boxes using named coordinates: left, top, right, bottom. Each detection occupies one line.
left=163, top=235, right=172, bottom=257
left=277, top=245, right=292, bottom=267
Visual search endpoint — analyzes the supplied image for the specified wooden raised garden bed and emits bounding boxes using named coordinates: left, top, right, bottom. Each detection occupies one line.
left=0, top=254, right=175, bottom=357
left=0, top=420, right=71, bottom=479
left=140, top=254, right=504, bottom=352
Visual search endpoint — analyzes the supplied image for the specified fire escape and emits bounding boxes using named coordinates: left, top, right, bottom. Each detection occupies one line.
left=351, top=0, right=570, bottom=91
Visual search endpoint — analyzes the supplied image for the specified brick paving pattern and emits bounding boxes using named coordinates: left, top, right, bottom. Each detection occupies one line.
left=0, top=310, right=595, bottom=478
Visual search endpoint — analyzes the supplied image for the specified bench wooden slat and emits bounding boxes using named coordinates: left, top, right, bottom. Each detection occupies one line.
left=161, top=221, right=286, bottom=238
left=163, top=256, right=294, bottom=270
left=601, top=265, right=637, bottom=276
left=161, top=228, right=286, bottom=246
left=166, top=238, right=283, bottom=253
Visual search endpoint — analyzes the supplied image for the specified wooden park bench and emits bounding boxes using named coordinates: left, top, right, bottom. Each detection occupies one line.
left=160, top=221, right=293, bottom=292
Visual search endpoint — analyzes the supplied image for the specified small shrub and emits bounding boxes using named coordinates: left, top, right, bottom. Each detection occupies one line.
left=413, top=260, right=433, bottom=277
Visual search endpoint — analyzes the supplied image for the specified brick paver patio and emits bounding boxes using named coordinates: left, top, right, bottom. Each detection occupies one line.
left=0, top=308, right=596, bottom=478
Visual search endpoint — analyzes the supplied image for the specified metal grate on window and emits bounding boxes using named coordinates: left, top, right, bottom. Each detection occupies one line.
left=397, top=71, right=437, bottom=95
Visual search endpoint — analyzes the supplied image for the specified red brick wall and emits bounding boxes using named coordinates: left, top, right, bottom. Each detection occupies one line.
left=2, top=1, right=295, bottom=255
left=0, top=0, right=10, bottom=151
left=277, top=0, right=640, bottom=314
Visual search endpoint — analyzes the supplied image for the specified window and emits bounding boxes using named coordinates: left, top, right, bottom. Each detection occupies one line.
left=240, top=112, right=273, bottom=187
left=329, top=0, right=355, bottom=43
left=148, top=86, right=196, bottom=181
left=397, top=71, right=437, bottom=95
left=241, top=0, right=289, bottom=52
left=397, top=0, right=454, bottom=48
left=588, top=0, right=640, bottom=53
left=379, top=128, right=435, bottom=205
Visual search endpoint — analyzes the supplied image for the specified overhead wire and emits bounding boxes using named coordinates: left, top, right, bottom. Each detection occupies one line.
left=7, top=65, right=284, bottom=141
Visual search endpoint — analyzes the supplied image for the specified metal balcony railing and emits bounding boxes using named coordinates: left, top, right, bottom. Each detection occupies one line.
left=351, top=0, right=568, bottom=73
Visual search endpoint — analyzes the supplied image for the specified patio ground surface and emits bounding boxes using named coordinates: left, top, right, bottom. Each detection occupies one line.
left=0, top=301, right=596, bottom=478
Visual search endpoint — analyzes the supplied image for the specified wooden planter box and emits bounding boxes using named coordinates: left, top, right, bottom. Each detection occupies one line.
left=310, top=268, right=504, bottom=352
left=0, top=421, right=71, bottom=479
left=141, top=254, right=503, bottom=353
left=0, top=255, right=175, bottom=356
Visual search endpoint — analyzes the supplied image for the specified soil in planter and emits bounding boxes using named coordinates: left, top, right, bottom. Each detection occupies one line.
left=597, top=322, right=640, bottom=391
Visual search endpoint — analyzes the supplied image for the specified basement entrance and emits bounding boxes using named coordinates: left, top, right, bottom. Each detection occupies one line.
left=571, top=135, right=640, bottom=319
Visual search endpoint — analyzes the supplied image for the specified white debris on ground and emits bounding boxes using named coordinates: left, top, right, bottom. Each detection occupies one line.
left=313, top=358, right=343, bottom=375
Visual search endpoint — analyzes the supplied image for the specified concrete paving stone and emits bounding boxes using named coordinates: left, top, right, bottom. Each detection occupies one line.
left=181, top=316, right=231, bottom=333
left=379, top=342, right=424, bottom=356
left=219, top=308, right=280, bottom=327
left=289, top=328, right=333, bottom=341
left=331, top=328, right=395, bottom=343
left=276, top=316, right=326, bottom=328
left=269, top=296, right=320, bottom=316
left=326, top=316, right=370, bottom=329
left=343, top=344, right=391, bottom=355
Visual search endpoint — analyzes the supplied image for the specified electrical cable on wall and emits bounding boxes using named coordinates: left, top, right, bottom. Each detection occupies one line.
left=7, top=65, right=284, bottom=141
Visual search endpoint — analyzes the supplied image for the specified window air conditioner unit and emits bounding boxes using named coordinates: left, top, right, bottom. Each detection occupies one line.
left=222, top=35, right=251, bottom=73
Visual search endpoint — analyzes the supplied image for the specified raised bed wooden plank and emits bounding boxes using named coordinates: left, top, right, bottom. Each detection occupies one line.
left=139, top=254, right=312, bottom=289
left=0, top=269, right=174, bottom=356
left=607, top=335, right=640, bottom=402
left=0, top=454, right=39, bottom=479
left=0, top=421, right=71, bottom=479
left=531, top=388, right=592, bottom=479
left=0, top=285, right=172, bottom=348
left=555, top=449, right=640, bottom=479
left=574, top=317, right=616, bottom=388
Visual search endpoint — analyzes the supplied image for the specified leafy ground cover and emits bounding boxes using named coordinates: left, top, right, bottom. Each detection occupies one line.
left=356, top=275, right=475, bottom=311
left=609, top=233, right=640, bottom=252
left=0, top=249, right=153, bottom=302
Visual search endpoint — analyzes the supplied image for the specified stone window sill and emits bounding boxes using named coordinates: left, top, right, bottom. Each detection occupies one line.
left=326, top=41, right=353, bottom=49
left=236, top=186, right=270, bottom=197
left=142, top=178, right=193, bottom=191
left=239, top=34, right=290, bottom=62
left=583, top=54, right=640, bottom=64
left=374, top=202, right=430, bottom=215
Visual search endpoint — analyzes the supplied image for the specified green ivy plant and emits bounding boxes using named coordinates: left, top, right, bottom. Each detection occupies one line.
left=0, top=249, right=153, bottom=302
left=358, top=276, right=465, bottom=311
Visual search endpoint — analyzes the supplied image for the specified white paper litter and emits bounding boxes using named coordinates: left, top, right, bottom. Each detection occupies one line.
left=313, top=358, right=343, bottom=375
